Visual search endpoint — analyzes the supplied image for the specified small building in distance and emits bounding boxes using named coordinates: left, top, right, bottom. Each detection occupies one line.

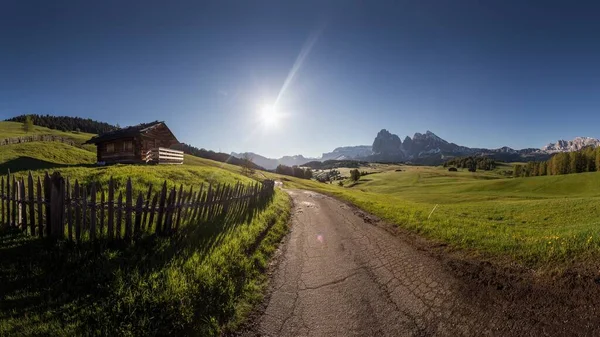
left=85, top=121, right=184, bottom=165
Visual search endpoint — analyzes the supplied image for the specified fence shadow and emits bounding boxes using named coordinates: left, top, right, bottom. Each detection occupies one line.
left=0, top=190, right=274, bottom=335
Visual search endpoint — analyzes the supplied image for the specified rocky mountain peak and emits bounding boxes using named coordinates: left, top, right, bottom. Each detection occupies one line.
left=372, top=129, right=402, bottom=155
left=541, top=137, right=600, bottom=153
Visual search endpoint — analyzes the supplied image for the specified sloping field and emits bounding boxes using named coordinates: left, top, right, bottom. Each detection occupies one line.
left=271, top=165, right=600, bottom=269
left=0, top=142, right=291, bottom=336
left=0, top=121, right=95, bottom=145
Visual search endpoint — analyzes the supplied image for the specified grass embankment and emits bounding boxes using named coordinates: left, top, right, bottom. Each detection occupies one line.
left=0, top=147, right=292, bottom=335
left=269, top=165, right=600, bottom=270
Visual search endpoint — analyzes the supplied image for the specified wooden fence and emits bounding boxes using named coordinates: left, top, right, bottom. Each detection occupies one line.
left=0, top=171, right=275, bottom=243
left=0, top=134, right=77, bottom=147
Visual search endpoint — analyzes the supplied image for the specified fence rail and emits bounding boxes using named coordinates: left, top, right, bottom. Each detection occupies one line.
left=0, top=171, right=275, bottom=243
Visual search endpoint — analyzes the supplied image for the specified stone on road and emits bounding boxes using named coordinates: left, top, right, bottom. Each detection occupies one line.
left=246, top=190, right=587, bottom=336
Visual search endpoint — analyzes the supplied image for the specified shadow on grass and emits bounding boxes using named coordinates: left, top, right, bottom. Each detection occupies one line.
left=0, top=156, right=96, bottom=174
left=0, top=193, right=274, bottom=336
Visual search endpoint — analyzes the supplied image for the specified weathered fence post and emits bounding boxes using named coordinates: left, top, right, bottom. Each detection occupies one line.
left=74, top=180, right=81, bottom=242
left=49, top=172, right=65, bottom=239
left=107, top=177, right=114, bottom=239
left=36, top=177, right=43, bottom=237
left=11, top=176, right=17, bottom=228
left=156, top=182, right=167, bottom=235
left=125, top=178, right=132, bottom=240
left=1, top=177, right=4, bottom=227
left=66, top=179, right=72, bottom=241
left=90, top=184, right=97, bottom=241
left=44, top=173, right=51, bottom=236
left=6, top=170, right=10, bottom=227
left=134, top=192, right=143, bottom=237
left=28, top=173, right=35, bottom=236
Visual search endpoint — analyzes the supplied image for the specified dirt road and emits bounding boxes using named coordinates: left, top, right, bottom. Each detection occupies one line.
left=240, top=190, right=600, bottom=336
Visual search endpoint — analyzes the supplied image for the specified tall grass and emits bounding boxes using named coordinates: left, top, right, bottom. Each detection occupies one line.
left=0, top=189, right=290, bottom=336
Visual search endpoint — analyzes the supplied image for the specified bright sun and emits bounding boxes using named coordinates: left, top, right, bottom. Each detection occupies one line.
left=259, top=104, right=280, bottom=128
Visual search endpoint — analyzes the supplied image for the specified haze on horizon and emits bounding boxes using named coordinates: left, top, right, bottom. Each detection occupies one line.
left=2, top=0, right=600, bottom=158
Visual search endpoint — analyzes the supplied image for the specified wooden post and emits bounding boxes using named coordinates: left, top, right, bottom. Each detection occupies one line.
left=81, top=187, right=87, bottom=239
left=156, top=182, right=167, bottom=234
left=18, top=179, right=25, bottom=231
left=190, top=183, right=204, bottom=223
left=66, top=179, right=72, bottom=241
left=125, top=178, right=132, bottom=240
left=6, top=171, right=10, bottom=227
left=37, top=177, right=43, bottom=237
left=49, top=172, right=65, bottom=239
left=174, top=184, right=184, bottom=231
left=90, top=184, right=97, bottom=241
left=107, top=178, right=114, bottom=239
left=180, top=186, right=193, bottom=225
left=74, top=180, right=81, bottom=242
left=100, top=190, right=105, bottom=237
left=147, top=193, right=158, bottom=231
left=0, top=177, right=4, bottom=227
left=44, top=173, right=51, bottom=236
left=163, top=187, right=176, bottom=232
left=28, top=173, right=35, bottom=236
left=11, top=176, right=17, bottom=228
left=116, top=191, right=123, bottom=239
left=207, top=184, right=218, bottom=221
left=142, top=184, right=153, bottom=230
left=134, top=192, right=143, bottom=237
left=199, top=185, right=210, bottom=222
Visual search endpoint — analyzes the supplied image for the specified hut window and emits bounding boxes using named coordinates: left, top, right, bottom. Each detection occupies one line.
left=124, top=141, right=133, bottom=152
left=106, top=143, right=114, bottom=153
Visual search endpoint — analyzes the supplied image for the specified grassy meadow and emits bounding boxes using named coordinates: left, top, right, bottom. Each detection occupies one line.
left=0, top=139, right=291, bottom=335
left=0, top=121, right=96, bottom=150
left=268, top=164, right=600, bottom=270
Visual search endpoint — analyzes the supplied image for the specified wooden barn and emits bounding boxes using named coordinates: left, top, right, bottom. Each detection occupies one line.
left=85, top=121, right=184, bottom=165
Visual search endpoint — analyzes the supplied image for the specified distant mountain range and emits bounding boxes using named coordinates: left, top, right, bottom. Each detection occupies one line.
left=232, top=129, right=600, bottom=168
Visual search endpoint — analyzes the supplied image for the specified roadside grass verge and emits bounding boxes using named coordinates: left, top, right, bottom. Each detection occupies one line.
left=265, top=166, right=600, bottom=271
left=0, top=189, right=291, bottom=336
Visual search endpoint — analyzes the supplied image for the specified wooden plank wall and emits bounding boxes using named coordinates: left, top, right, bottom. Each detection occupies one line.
left=0, top=171, right=275, bottom=243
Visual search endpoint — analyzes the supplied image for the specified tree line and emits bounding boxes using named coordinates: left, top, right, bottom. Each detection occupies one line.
left=302, top=160, right=366, bottom=170
left=275, top=164, right=313, bottom=179
left=443, top=156, right=497, bottom=171
left=513, top=146, right=600, bottom=177
left=7, top=114, right=118, bottom=134
left=174, top=143, right=265, bottom=170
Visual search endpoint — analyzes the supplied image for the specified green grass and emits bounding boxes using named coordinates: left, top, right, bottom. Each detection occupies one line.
left=0, top=141, right=292, bottom=335
left=267, top=165, right=600, bottom=270
left=0, top=141, right=96, bottom=174
left=0, top=121, right=96, bottom=150
left=0, top=190, right=290, bottom=336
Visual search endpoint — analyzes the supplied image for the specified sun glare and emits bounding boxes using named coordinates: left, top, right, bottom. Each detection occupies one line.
left=259, top=104, right=280, bottom=128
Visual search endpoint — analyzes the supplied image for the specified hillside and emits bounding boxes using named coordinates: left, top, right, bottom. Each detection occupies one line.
left=6, top=114, right=117, bottom=134
left=0, top=121, right=96, bottom=149
left=0, top=142, right=96, bottom=173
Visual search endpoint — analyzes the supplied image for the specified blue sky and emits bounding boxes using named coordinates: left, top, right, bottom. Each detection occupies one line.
left=2, top=1, right=600, bottom=158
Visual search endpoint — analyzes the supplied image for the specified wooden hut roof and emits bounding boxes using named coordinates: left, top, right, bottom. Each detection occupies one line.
left=85, top=121, right=178, bottom=144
